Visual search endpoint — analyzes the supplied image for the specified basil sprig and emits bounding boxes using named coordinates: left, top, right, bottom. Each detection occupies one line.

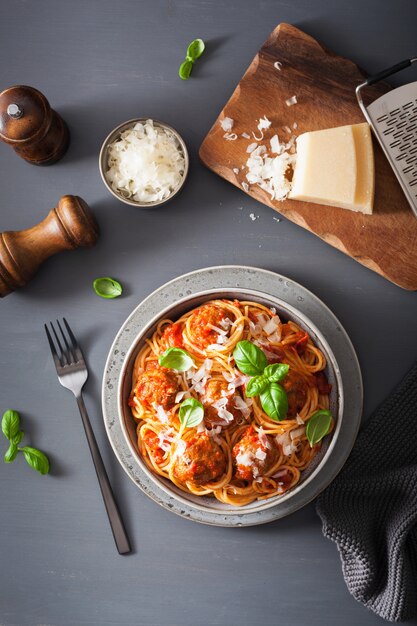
left=2, top=410, right=50, bottom=475
left=233, top=340, right=289, bottom=422
left=93, top=277, right=123, bottom=299
left=179, top=398, right=204, bottom=428
left=158, top=347, right=195, bottom=371
left=246, top=363, right=290, bottom=397
left=179, top=38, right=205, bottom=80
left=306, top=409, right=332, bottom=446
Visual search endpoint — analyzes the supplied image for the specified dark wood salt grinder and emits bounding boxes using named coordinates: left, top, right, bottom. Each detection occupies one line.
left=0, top=196, right=99, bottom=297
left=0, top=85, right=69, bottom=164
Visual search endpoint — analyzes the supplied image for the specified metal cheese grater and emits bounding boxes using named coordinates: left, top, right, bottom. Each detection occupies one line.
left=356, top=58, right=417, bottom=218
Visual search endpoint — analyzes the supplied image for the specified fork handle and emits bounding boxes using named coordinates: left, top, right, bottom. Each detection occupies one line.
left=76, top=394, right=131, bottom=555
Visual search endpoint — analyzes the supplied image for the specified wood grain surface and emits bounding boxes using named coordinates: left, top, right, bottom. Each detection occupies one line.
left=199, top=23, right=417, bottom=290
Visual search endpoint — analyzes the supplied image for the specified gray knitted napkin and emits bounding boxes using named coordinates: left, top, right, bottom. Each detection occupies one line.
left=316, top=362, right=417, bottom=622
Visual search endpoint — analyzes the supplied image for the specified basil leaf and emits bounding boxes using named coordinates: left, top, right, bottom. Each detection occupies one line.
left=233, top=340, right=267, bottom=376
left=259, top=383, right=288, bottom=421
left=179, top=59, right=193, bottom=80
left=306, top=410, right=332, bottom=447
left=246, top=375, right=269, bottom=398
left=93, top=277, right=122, bottom=299
left=158, top=347, right=195, bottom=371
left=187, top=38, right=205, bottom=60
left=21, top=446, right=50, bottom=475
left=179, top=398, right=204, bottom=428
left=11, top=430, right=24, bottom=445
left=2, top=409, right=20, bottom=442
left=263, top=363, right=289, bottom=383
left=4, top=442, right=18, bottom=463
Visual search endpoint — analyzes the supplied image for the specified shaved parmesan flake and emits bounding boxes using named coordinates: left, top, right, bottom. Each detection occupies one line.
left=247, top=142, right=258, bottom=154
left=270, top=134, right=281, bottom=154
left=241, top=182, right=249, bottom=192
left=276, top=431, right=297, bottom=456
left=175, top=390, right=189, bottom=403
left=283, top=126, right=292, bottom=134
left=290, top=426, right=305, bottom=441
left=241, top=132, right=251, bottom=139
left=175, top=439, right=186, bottom=457
left=257, top=426, right=271, bottom=449
left=267, top=331, right=282, bottom=344
left=192, top=358, right=213, bottom=383
left=285, top=95, right=298, bottom=107
left=255, top=448, right=267, bottom=461
left=153, top=403, right=169, bottom=423
left=233, top=167, right=239, bottom=175
left=252, top=130, right=264, bottom=141
left=296, top=413, right=304, bottom=425
left=258, top=116, right=271, bottom=131
left=233, top=395, right=251, bottom=418
left=219, top=317, right=233, bottom=330
left=293, top=122, right=298, bottom=130
left=207, top=344, right=225, bottom=351
left=220, top=117, right=234, bottom=131
left=106, top=119, right=185, bottom=203
left=272, top=468, right=289, bottom=481
left=207, top=324, right=228, bottom=336
left=236, top=450, right=254, bottom=467
left=158, top=428, right=176, bottom=452
left=224, top=132, right=238, bottom=141
left=263, top=315, right=281, bottom=336
left=274, top=61, right=283, bottom=71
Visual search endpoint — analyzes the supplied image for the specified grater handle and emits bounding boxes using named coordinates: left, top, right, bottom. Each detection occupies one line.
left=365, top=58, right=416, bottom=86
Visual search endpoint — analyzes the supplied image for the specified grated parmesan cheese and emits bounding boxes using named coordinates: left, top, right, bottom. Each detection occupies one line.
left=224, top=132, right=238, bottom=141
left=106, top=119, right=185, bottom=203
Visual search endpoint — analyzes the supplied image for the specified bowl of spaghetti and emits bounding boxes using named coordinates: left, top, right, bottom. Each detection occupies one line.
left=115, top=281, right=347, bottom=519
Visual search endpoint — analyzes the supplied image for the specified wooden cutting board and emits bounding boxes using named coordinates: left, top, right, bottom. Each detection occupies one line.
left=199, top=23, right=417, bottom=290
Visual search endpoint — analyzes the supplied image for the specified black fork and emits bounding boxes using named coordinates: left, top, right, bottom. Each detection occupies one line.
left=45, top=318, right=131, bottom=555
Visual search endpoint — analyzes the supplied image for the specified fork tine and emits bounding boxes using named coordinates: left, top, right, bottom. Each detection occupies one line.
left=63, top=317, right=84, bottom=362
left=57, top=319, right=75, bottom=364
left=44, top=324, right=62, bottom=371
left=50, top=321, right=68, bottom=366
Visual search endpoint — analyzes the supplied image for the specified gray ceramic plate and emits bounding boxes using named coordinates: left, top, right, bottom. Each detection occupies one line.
left=102, top=266, right=362, bottom=526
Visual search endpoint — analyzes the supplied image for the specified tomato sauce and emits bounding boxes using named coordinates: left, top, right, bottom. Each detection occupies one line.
left=161, top=323, right=184, bottom=349
left=143, top=430, right=165, bottom=465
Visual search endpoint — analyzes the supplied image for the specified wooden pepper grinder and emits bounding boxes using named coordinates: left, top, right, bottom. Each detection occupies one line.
left=0, top=85, right=69, bottom=164
left=0, top=196, right=99, bottom=297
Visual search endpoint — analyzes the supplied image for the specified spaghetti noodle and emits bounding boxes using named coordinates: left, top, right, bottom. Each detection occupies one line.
left=129, top=299, right=333, bottom=506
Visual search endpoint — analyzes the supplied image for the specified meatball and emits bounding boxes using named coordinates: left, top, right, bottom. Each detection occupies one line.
left=203, top=378, right=237, bottom=427
left=188, top=305, right=227, bottom=350
left=142, top=430, right=165, bottom=465
left=161, top=322, right=184, bottom=349
left=232, top=426, right=276, bottom=481
left=134, top=366, right=180, bottom=410
left=281, top=370, right=308, bottom=417
left=172, top=433, right=226, bottom=485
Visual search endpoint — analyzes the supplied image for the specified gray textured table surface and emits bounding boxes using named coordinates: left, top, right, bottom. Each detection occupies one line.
left=1, top=1, right=417, bottom=625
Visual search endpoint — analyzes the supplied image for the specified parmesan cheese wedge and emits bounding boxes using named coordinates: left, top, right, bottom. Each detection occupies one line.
left=289, top=123, right=374, bottom=214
